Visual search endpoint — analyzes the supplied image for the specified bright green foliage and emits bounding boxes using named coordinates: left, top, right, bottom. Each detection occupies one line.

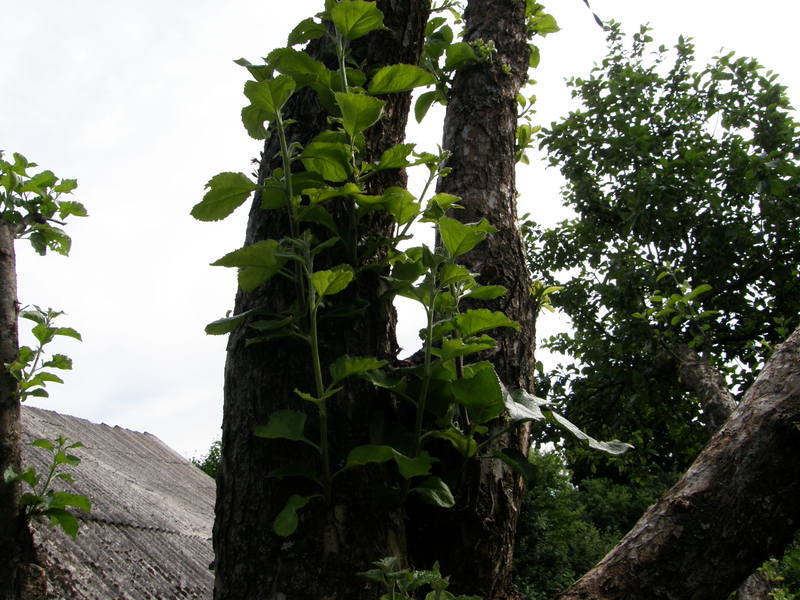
left=5, top=308, right=81, bottom=402
left=0, top=151, right=85, bottom=255
left=194, top=0, right=623, bottom=548
left=3, top=437, right=91, bottom=539
left=528, top=23, right=800, bottom=481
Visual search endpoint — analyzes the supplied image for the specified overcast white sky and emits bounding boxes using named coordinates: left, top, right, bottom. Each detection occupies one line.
left=3, top=1, right=798, bottom=458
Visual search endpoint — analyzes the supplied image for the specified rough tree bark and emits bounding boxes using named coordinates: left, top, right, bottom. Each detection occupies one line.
left=407, top=1, right=536, bottom=598
left=212, top=3, right=430, bottom=599
left=559, top=325, right=800, bottom=600
left=668, top=342, right=738, bottom=432
left=0, top=222, right=37, bottom=600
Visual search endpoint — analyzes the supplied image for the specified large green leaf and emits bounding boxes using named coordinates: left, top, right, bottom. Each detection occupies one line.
left=368, top=64, right=436, bottom=95
left=431, top=428, right=477, bottom=457
left=410, top=476, right=455, bottom=507
left=451, top=363, right=504, bottom=424
left=329, top=355, right=387, bottom=383
left=330, top=0, right=385, bottom=40
left=268, top=48, right=328, bottom=87
left=243, top=75, right=295, bottom=121
left=311, top=265, right=354, bottom=297
left=335, top=92, right=384, bottom=138
left=287, top=17, right=326, bottom=46
left=191, top=172, right=259, bottom=221
left=438, top=216, right=496, bottom=257
left=274, top=494, right=315, bottom=537
left=204, top=307, right=258, bottom=335
left=375, top=143, right=415, bottom=170
left=453, top=309, right=520, bottom=338
left=301, top=142, right=351, bottom=182
left=344, top=445, right=435, bottom=479
left=211, top=240, right=286, bottom=291
left=438, top=335, right=495, bottom=361
left=254, top=410, right=319, bottom=451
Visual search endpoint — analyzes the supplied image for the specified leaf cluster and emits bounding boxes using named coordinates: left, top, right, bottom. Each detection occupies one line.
left=0, top=151, right=85, bottom=255
left=3, top=437, right=91, bottom=538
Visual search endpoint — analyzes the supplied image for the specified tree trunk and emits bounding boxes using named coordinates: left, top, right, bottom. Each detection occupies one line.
left=668, top=342, right=737, bottom=432
left=213, top=3, right=429, bottom=599
left=407, top=1, right=536, bottom=597
left=0, top=221, right=35, bottom=600
left=559, top=325, right=800, bottom=600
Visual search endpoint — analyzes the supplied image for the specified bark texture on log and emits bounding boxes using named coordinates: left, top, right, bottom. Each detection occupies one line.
left=407, top=1, right=536, bottom=597
left=559, top=325, right=800, bottom=600
left=213, top=3, right=429, bottom=599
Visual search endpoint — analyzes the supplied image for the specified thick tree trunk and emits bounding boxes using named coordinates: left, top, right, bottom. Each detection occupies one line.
left=407, top=1, right=536, bottom=597
left=213, top=3, right=429, bottom=599
left=0, top=222, right=35, bottom=600
left=559, top=325, right=800, bottom=600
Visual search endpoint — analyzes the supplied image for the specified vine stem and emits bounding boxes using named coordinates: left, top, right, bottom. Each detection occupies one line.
left=306, top=261, right=332, bottom=504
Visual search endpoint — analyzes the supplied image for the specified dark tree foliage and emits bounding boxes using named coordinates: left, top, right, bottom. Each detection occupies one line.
left=192, top=440, right=221, bottom=479
left=527, top=23, right=800, bottom=483
left=513, top=452, right=673, bottom=599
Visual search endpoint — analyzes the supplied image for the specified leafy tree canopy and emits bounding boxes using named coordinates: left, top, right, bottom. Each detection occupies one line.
left=527, top=23, right=800, bottom=482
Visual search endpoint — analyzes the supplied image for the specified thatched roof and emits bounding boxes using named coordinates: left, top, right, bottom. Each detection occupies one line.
left=20, top=406, right=215, bottom=599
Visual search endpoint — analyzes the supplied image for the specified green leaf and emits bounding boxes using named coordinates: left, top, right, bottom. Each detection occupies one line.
left=368, top=64, right=436, bottom=95
left=53, top=179, right=78, bottom=193
left=438, top=216, right=496, bottom=257
left=444, top=42, right=478, bottom=71
left=44, top=508, right=79, bottom=539
left=192, top=172, right=259, bottom=222
left=439, top=263, right=472, bottom=286
left=42, top=354, right=72, bottom=370
left=212, top=239, right=286, bottom=292
left=451, top=363, right=504, bottom=424
left=254, top=410, right=319, bottom=450
left=335, top=92, right=384, bottom=138
left=287, top=17, right=326, bottom=46
left=204, top=308, right=258, bottom=335
left=274, top=494, right=315, bottom=537
left=329, top=355, right=387, bottom=383
left=50, top=491, right=91, bottom=513
left=453, top=309, right=520, bottom=338
left=438, top=335, right=495, bottom=361
left=376, top=143, right=416, bottom=170
left=465, top=285, right=507, bottom=300
left=30, top=438, right=55, bottom=451
left=301, top=142, right=351, bottom=182
left=330, top=0, right=386, bottom=40
left=54, top=327, right=81, bottom=341
left=268, top=48, right=328, bottom=88
left=431, top=428, right=477, bottom=457
left=311, top=265, right=355, bottom=297
left=383, top=187, right=419, bottom=225
left=410, top=476, right=455, bottom=507
left=241, top=105, right=271, bottom=139
left=344, top=445, right=435, bottom=479
left=243, top=75, right=296, bottom=121
left=414, top=90, right=438, bottom=123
